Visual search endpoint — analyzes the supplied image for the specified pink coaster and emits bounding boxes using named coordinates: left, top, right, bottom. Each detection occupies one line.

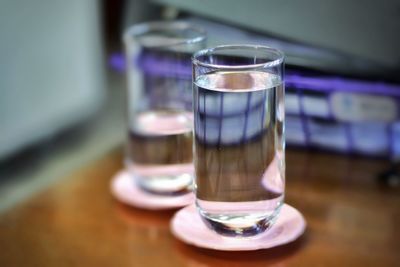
left=171, top=203, right=306, bottom=251
left=110, top=170, right=195, bottom=210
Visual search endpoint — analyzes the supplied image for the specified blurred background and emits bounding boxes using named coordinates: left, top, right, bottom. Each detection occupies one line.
left=0, top=0, right=399, bottom=212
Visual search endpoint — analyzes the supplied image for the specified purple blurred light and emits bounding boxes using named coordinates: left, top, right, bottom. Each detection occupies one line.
left=110, top=52, right=400, bottom=96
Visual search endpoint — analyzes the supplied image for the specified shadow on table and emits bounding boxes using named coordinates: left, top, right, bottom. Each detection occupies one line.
left=115, top=202, right=176, bottom=229
left=173, top=232, right=307, bottom=267
left=114, top=200, right=308, bottom=266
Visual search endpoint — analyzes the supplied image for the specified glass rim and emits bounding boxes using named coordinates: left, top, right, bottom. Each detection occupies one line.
left=123, top=21, right=207, bottom=48
left=192, top=44, right=284, bottom=70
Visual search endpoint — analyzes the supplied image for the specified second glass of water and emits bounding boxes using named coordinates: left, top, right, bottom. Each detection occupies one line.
left=123, top=21, right=206, bottom=195
left=192, top=45, right=285, bottom=236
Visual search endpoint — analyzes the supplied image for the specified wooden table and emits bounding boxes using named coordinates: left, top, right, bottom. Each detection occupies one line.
left=0, top=148, right=398, bottom=267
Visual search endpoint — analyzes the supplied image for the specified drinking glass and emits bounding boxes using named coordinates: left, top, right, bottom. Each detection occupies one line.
left=192, top=45, right=285, bottom=236
left=123, top=21, right=206, bottom=195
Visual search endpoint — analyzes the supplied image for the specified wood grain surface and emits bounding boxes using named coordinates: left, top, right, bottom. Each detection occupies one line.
left=0, top=148, right=398, bottom=267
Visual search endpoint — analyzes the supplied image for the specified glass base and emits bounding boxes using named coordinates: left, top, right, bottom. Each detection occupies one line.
left=200, top=214, right=273, bottom=237
left=197, top=201, right=283, bottom=237
left=126, top=160, right=194, bottom=196
left=136, top=173, right=193, bottom=196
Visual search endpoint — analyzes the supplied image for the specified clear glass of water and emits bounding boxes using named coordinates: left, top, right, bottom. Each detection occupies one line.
left=192, top=45, right=285, bottom=236
left=123, top=21, right=206, bottom=195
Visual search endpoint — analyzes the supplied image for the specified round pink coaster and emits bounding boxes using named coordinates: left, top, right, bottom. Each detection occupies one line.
left=171, top=203, right=306, bottom=251
left=110, top=170, right=194, bottom=210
